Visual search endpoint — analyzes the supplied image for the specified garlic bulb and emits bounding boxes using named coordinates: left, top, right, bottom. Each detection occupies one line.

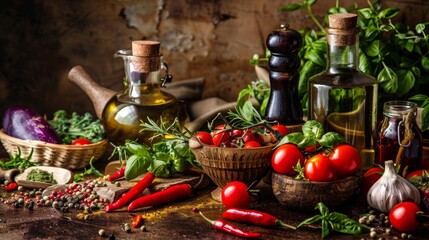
left=366, top=160, right=420, bottom=213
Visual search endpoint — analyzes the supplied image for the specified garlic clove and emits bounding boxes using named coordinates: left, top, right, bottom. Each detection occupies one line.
left=366, top=160, right=420, bottom=213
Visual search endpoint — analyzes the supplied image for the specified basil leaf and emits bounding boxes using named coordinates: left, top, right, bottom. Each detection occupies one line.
left=302, top=120, right=324, bottom=139
left=358, top=49, right=371, bottom=75
left=396, top=69, right=415, bottom=97
left=328, top=212, right=369, bottom=235
left=358, top=8, right=374, bottom=19
left=276, top=132, right=305, bottom=147
left=319, top=132, right=345, bottom=147
left=315, top=202, right=330, bottom=217
left=297, top=215, right=322, bottom=228
left=409, top=94, right=428, bottom=103
left=125, top=155, right=149, bottom=181
left=421, top=56, right=429, bottom=72
left=321, top=219, right=330, bottom=238
left=378, top=65, right=398, bottom=94
left=378, top=8, right=400, bottom=19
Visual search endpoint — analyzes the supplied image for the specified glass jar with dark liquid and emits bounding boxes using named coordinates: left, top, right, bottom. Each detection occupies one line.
left=375, top=101, right=424, bottom=175
left=103, top=41, right=186, bottom=146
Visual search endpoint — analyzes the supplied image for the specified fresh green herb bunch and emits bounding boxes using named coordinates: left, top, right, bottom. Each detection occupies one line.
left=49, top=110, right=105, bottom=144
left=251, top=0, right=429, bottom=130
left=110, top=117, right=201, bottom=180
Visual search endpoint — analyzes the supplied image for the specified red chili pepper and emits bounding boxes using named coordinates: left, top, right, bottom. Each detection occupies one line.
left=132, top=215, right=143, bottom=228
left=104, top=172, right=155, bottom=213
left=5, top=182, right=19, bottom=191
left=193, top=208, right=261, bottom=239
left=222, top=208, right=296, bottom=229
left=108, top=166, right=126, bottom=181
left=127, top=183, right=192, bottom=212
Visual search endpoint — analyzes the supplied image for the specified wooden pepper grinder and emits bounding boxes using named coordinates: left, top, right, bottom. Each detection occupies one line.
left=265, top=24, right=304, bottom=132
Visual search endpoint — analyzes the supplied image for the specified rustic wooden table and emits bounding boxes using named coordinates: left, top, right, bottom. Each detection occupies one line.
left=1, top=149, right=428, bottom=240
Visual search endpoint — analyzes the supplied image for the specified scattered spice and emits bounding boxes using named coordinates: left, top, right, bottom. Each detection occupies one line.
left=26, top=168, right=57, bottom=184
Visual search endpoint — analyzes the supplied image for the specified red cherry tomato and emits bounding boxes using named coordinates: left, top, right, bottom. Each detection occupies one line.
left=406, top=169, right=429, bottom=198
left=389, top=201, right=421, bottom=232
left=271, top=124, right=289, bottom=136
left=242, top=131, right=263, bottom=144
left=71, top=138, right=92, bottom=145
left=328, top=143, right=361, bottom=178
left=221, top=181, right=251, bottom=209
left=406, top=169, right=429, bottom=179
left=194, top=131, right=213, bottom=145
left=243, top=141, right=261, bottom=148
left=304, top=143, right=320, bottom=153
left=305, top=154, right=337, bottom=182
left=362, top=167, right=383, bottom=197
left=212, top=130, right=231, bottom=147
left=231, top=129, right=243, bottom=138
left=271, top=144, right=305, bottom=176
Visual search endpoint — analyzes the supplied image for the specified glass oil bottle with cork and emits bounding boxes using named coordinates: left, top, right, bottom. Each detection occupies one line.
left=102, top=41, right=186, bottom=146
left=307, top=13, right=378, bottom=169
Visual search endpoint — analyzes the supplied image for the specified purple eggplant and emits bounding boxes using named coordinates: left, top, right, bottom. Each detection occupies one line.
left=2, top=106, right=62, bottom=144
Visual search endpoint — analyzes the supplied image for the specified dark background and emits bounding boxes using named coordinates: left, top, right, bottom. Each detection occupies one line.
left=0, top=0, right=428, bottom=120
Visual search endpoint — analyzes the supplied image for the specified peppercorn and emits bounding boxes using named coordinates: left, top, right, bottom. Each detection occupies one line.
left=140, top=225, right=147, bottom=232
left=108, top=234, right=115, bottom=240
left=98, top=229, right=105, bottom=237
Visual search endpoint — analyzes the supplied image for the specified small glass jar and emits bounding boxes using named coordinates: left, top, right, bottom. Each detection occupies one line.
left=374, top=101, right=423, bottom=175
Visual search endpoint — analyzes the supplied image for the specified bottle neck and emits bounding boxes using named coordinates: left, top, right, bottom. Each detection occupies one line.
left=327, top=33, right=359, bottom=72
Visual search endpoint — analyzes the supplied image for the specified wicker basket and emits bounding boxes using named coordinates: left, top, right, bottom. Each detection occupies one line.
left=189, top=136, right=273, bottom=189
left=0, top=129, right=108, bottom=170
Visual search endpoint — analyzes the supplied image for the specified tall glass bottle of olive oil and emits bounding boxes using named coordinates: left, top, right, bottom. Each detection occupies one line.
left=308, top=13, right=378, bottom=168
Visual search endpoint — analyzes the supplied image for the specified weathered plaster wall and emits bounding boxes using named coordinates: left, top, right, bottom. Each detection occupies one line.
left=0, top=0, right=428, bottom=118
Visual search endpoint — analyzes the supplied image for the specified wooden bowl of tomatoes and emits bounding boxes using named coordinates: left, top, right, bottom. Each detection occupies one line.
left=189, top=130, right=276, bottom=190
left=270, top=120, right=363, bottom=210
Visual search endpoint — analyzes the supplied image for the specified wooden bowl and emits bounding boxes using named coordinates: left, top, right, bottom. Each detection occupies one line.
left=271, top=172, right=361, bottom=211
left=189, top=137, right=273, bottom=189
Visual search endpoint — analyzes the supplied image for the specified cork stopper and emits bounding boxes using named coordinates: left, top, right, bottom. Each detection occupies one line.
left=327, top=13, right=359, bottom=46
left=130, top=40, right=161, bottom=73
left=132, top=40, right=160, bottom=57
left=328, top=13, right=357, bottom=29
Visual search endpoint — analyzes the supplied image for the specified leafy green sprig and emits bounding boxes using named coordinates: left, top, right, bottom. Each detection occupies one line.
left=298, top=202, right=370, bottom=238
left=49, top=110, right=105, bottom=144
left=0, top=147, right=39, bottom=170
left=73, top=157, right=103, bottom=182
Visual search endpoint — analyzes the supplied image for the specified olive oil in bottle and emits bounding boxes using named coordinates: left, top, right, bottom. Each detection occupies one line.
left=102, top=41, right=185, bottom=146
left=308, top=13, right=378, bottom=167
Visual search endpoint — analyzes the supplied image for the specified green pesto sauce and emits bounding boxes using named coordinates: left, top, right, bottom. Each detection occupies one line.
left=26, top=168, right=57, bottom=184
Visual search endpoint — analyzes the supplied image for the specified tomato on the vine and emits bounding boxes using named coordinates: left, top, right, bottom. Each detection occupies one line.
left=212, top=130, right=231, bottom=147
left=305, top=154, right=337, bottom=182
left=71, top=138, right=92, bottom=145
left=271, top=124, right=289, bottom=136
left=328, top=143, right=361, bottom=178
left=243, top=141, right=261, bottom=148
left=362, top=167, right=383, bottom=197
left=389, top=201, right=421, bottom=232
left=221, top=181, right=251, bottom=209
left=242, top=131, right=263, bottom=145
left=194, top=131, right=213, bottom=145
left=271, top=144, right=305, bottom=176
left=406, top=169, right=429, bottom=179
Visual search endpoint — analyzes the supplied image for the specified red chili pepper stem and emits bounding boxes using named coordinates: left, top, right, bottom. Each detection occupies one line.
left=195, top=209, right=262, bottom=239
